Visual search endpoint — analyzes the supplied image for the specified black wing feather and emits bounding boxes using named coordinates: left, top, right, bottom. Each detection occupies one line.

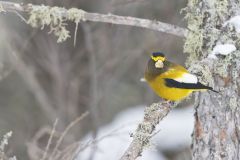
left=164, top=78, right=218, bottom=93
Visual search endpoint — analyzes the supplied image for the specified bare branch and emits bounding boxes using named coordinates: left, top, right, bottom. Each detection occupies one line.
left=0, top=1, right=187, bottom=38
left=41, top=119, right=58, bottom=160
left=120, top=101, right=173, bottom=160
left=50, top=111, right=89, bottom=159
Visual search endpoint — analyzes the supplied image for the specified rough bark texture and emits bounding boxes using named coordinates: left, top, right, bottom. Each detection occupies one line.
left=185, top=0, right=240, bottom=159
left=120, top=102, right=172, bottom=160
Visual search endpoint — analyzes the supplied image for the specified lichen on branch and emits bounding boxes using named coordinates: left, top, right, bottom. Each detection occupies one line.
left=0, top=131, right=16, bottom=160
left=182, top=0, right=204, bottom=62
left=27, top=5, right=86, bottom=43
left=120, top=101, right=173, bottom=160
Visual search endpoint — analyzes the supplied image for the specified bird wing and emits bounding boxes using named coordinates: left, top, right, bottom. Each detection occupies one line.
left=164, top=78, right=213, bottom=90
left=163, top=71, right=205, bottom=89
left=154, top=62, right=218, bottom=92
left=160, top=63, right=198, bottom=84
left=163, top=71, right=218, bottom=92
left=173, top=72, right=198, bottom=84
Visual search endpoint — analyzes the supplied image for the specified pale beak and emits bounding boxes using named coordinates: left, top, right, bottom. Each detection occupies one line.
left=155, top=60, right=164, bottom=68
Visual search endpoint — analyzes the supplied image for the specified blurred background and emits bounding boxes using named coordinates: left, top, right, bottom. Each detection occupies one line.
left=0, top=0, right=194, bottom=159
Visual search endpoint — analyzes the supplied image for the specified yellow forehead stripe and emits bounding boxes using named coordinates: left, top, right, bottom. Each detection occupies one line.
left=151, top=56, right=165, bottom=62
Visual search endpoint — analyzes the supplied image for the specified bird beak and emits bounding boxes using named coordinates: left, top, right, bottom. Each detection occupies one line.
left=155, top=60, right=164, bottom=68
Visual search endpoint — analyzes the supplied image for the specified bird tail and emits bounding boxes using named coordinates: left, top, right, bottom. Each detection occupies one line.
left=196, top=83, right=219, bottom=93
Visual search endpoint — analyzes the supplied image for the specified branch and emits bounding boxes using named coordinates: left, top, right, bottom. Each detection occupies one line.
left=120, top=101, right=173, bottom=160
left=0, top=1, right=187, bottom=38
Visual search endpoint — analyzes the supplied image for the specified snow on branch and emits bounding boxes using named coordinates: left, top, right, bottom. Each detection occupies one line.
left=208, top=44, right=236, bottom=59
left=0, top=1, right=187, bottom=43
left=224, top=16, right=240, bottom=33
left=120, top=101, right=173, bottom=160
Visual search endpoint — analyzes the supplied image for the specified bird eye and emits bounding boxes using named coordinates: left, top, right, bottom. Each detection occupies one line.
left=155, top=60, right=164, bottom=68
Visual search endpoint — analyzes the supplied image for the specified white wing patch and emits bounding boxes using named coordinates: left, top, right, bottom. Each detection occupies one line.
left=174, top=73, right=198, bottom=84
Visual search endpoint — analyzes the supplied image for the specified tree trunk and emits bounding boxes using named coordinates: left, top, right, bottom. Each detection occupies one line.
left=185, top=0, right=240, bottom=159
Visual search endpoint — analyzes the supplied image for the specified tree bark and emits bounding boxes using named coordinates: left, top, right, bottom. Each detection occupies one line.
left=185, top=0, right=240, bottom=159
left=120, top=102, right=172, bottom=160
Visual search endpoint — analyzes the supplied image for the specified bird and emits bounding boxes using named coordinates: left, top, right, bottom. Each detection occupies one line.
left=144, top=52, right=218, bottom=101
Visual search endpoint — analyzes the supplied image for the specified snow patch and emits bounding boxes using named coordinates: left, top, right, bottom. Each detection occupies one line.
left=224, top=16, right=240, bottom=33
left=77, top=106, right=194, bottom=160
left=208, top=44, right=236, bottom=59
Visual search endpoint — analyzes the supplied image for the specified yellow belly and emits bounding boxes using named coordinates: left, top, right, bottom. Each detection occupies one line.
left=147, top=78, right=193, bottom=101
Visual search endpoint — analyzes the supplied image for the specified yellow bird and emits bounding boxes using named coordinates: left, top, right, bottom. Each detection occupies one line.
left=144, top=52, right=218, bottom=101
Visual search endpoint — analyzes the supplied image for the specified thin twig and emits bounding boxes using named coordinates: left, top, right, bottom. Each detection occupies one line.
left=0, top=1, right=187, bottom=38
left=120, top=101, right=173, bottom=160
left=14, top=10, right=27, bottom=23
left=41, top=119, right=59, bottom=160
left=50, top=111, right=89, bottom=159
left=73, top=22, right=79, bottom=47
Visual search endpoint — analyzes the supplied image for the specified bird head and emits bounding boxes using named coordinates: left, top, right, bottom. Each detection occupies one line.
left=151, top=52, right=165, bottom=68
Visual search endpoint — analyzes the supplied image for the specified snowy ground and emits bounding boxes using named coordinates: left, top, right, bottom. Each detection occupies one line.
left=77, top=105, right=194, bottom=160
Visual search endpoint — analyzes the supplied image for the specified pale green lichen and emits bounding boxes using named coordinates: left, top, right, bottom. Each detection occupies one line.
left=215, top=0, right=229, bottom=17
left=184, top=28, right=204, bottom=64
left=214, top=50, right=240, bottom=78
left=0, top=131, right=12, bottom=151
left=28, top=5, right=55, bottom=28
left=0, top=131, right=17, bottom=160
left=28, top=5, right=70, bottom=43
left=184, top=0, right=230, bottom=64
left=27, top=5, right=86, bottom=43
left=205, top=28, right=221, bottom=51
left=134, top=133, right=151, bottom=149
left=134, top=132, right=149, bottom=143
left=50, top=25, right=70, bottom=43
left=183, top=0, right=204, bottom=63
left=184, top=0, right=234, bottom=88
left=214, top=56, right=230, bottom=77
left=67, top=8, right=86, bottom=46
left=188, top=61, right=214, bottom=86
left=67, top=8, right=86, bottom=23
left=184, top=0, right=240, bottom=111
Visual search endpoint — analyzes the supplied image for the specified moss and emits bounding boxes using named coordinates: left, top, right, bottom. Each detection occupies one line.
left=27, top=5, right=86, bottom=43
